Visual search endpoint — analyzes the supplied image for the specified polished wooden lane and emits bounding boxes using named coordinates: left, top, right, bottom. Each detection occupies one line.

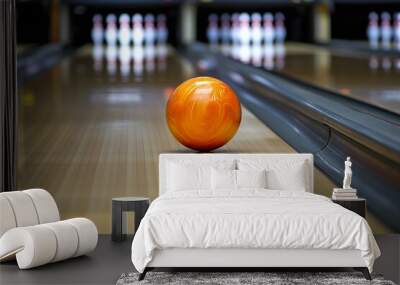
left=17, top=45, right=391, bottom=234
left=219, top=43, right=400, bottom=115
left=275, top=43, right=400, bottom=115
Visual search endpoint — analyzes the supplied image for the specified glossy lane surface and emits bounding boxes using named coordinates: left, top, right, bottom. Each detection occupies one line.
left=16, top=45, right=294, bottom=233
left=220, top=43, right=400, bottom=115
left=17, top=45, right=390, bottom=234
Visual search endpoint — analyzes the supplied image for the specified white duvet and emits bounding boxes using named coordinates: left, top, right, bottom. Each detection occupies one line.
left=131, top=190, right=380, bottom=273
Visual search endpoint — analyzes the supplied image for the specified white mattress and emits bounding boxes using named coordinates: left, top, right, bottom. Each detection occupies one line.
left=131, top=190, right=380, bottom=273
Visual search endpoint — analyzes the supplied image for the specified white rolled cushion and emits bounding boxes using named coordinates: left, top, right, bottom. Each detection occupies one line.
left=236, top=169, right=267, bottom=189
left=1, top=192, right=39, bottom=227
left=0, top=195, right=17, bottom=237
left=23, top=189, right=60, bottom=223
left=0, top=218, right=97, bottom=269
left=64, top=218, right=98, bottom=257
left=42, top=221, right=79, bottom=262
left=211, top=168, right=236, bottom=190
left=238, top=159, right=308, bottom=191
left=0, top=226, right=57, bottom=269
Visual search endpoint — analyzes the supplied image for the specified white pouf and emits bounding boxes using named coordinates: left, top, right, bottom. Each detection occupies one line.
left=0, top=195, right=17, bottom=237
left=24, top=188, right=60, bottom=223
left=0, top=189, right=98, bottom=269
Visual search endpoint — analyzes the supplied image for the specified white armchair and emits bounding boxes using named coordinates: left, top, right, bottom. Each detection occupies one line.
left=0, top=189, right=98, bottom=269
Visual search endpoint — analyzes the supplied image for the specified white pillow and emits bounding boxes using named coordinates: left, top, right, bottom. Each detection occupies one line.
left=167, top=162, right=211, bottom=191
left=211, top=168, right=236, bottom=190
left=211, top=169, right=268, bottom=190
left=238, top=159, right=308, bottom=191
left=236, top=169, right=267, bottom=189
left=166, top=159, right=236, bottom=192
left=267, top=166, right=306, bottom=191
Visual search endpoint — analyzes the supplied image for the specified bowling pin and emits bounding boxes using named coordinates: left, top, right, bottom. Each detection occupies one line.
left=91, top=14, right=104, bottom=45
left=145, top=43, right=156, bottom=73
left=251, top=13, right=263, bottom=45
left=263, top=13, right=275, bottom=44
left=118, top=14, right=131, bottom=46
left=132, top=45, right=144, bottom=78
left=207, top=14, right=219, bottom=45
left=105, top=14, right=118, bottom=46
left=369, top=55, right=379, bottom=70
left=220, top=44, right=231, bottom=56
left=394, top=13, right=400, bottom=49
left=251, top=44, right=263, bottom=67
left=144, top=14, right=156, bottom=45
left=106, top=44, right=117, bottom=76
left=92, top=45, right=103, bottom=72
left=381, top=12, right=393, bottom=49
left=119, top=45, right=131, bottom=77
left=231, top=42, right=240, bottom=59
left=156, top=14, right=168, bottom=44
left=275, top=12, right=286, bottom=44
left=395, top=58, right=400, bottom=70
left=220, top=13, right=231, bottom=44
left=382, top=56, right=392, bottom=71
left=132, top=14, right=144, bottom=46
left=275, top=43, right=285, bottom=70
left=239, top=44, right=251, bottom=63
left=238, top=13, right=251, bottom=45
left=263, top=44, right=275, bottom=70
left=231, top=13, right=240, bottom=45
left=157, top=44, right=168, bottom=71
left=367, top=12, right=380, bottom=48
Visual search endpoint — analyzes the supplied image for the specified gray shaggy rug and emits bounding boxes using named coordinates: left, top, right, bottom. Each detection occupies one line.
left=116, top=272, right=395, bottom=285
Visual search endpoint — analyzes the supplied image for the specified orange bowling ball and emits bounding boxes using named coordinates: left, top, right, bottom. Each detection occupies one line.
left=166, top=77, right=241, bottom=151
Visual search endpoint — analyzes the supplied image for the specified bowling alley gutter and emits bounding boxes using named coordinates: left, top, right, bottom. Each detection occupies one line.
left=17, top=44, right=76, bottom=86
left=182, top=43, right=400, bottom=232
left=319, top=39, right=400, bottom=57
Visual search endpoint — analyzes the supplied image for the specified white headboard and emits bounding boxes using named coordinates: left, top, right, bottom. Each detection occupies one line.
left=159, top=153, right=314, bottom=195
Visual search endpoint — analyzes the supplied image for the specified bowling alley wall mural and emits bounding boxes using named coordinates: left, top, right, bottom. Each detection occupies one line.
left=166, top=77, right=241, bottom=151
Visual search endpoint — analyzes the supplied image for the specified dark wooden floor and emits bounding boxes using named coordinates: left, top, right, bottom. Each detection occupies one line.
left=1, top=235, right=398, bottom=285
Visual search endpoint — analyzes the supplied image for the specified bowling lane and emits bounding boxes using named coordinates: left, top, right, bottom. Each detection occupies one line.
left=221, top=42, right=400, bottom=115
left=18, top=45, right=340, bottom=233
left=280, top=43, right=400, bottom=115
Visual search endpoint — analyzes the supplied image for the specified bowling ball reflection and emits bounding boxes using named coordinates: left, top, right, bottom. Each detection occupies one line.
left=166, top=77, right=241, bottom=151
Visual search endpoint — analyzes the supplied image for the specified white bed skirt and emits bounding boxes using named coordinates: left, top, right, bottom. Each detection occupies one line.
left=148, top=248, right=366, bottom=268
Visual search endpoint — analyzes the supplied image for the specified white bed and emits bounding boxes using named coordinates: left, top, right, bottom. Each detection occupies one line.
left=131, top=153, right=380, bottom=280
